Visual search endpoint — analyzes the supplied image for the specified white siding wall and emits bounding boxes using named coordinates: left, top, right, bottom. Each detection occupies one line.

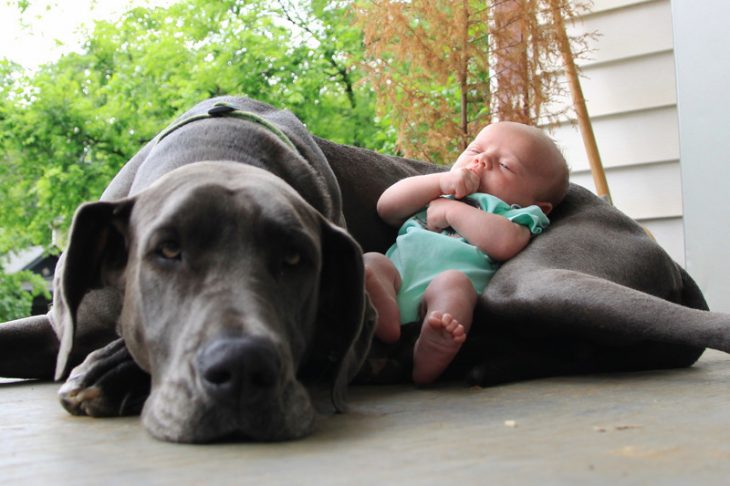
left=672, top=0, right=730, bottom=312
left=549, top=0, right=685, bottom=264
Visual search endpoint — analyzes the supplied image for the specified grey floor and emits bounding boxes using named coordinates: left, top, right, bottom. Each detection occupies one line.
left=2, top=350, right=730, bottom=485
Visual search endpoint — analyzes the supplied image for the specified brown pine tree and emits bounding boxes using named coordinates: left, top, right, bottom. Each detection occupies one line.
left=356, top=0, right=491, bottom=163
left=489, top=0, right=592, bottom=124
left=357, top=0, right=593, bottom=164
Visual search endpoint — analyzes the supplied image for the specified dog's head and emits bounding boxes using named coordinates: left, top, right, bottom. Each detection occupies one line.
left=53, top=162, right=373, bottom=442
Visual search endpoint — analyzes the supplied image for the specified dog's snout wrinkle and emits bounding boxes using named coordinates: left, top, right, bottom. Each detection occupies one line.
left=197, top=337, right=281, bottom=405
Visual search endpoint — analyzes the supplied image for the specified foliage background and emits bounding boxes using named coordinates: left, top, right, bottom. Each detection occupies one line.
left=0, top=0, right=584, bottom=320
left=0, top=0, right=393, bottom=320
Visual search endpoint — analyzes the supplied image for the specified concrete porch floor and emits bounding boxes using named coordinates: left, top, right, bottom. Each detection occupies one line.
left=2, top=350, right=730, bottom=485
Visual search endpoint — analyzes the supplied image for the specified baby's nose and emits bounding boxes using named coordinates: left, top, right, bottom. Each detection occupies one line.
left=474, top=153, right=492, bottom=169
left=479, top=154, right=494, bottom=170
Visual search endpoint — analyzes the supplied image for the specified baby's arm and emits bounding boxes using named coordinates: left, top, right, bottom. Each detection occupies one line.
left=377, top=169, right=480, bottom=226
left=427, top=198, right=531, bottom=261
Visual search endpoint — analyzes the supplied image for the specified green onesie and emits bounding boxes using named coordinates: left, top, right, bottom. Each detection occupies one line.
left=385, top=192, right=549, bottom=324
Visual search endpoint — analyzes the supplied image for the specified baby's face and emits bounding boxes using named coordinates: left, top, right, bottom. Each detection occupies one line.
left=456, top=123, right=554, bottom=209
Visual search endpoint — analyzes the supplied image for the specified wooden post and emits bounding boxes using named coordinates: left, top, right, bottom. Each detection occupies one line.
left=548, top=0, right=612, bottom=204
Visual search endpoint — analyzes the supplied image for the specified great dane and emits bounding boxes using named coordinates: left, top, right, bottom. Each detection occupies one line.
left=1, top=96, right=729, bottom=443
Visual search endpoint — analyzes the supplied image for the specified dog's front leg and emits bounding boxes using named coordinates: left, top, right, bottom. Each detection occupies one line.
left=59, top=338, right=150, bottom=417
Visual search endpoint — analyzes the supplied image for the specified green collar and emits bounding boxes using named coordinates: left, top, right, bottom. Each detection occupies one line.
left=155, top=101, right=298, bottom=153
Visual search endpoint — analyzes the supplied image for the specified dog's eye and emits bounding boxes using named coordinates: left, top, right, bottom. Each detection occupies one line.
left=274, top=250, right=303, bottom=278
left=158, top=241, right=182, bottom=260
left=283, top=251, right=301, bottom=267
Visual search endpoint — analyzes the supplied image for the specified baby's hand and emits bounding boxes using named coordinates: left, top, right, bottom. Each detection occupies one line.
left=440, top=167, right=480, bottom=199
left=426, top=197, right=453, bottom=231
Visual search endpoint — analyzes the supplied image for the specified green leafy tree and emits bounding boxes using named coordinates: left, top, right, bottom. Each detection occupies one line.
left=0, top=0, right=389, bottom=319
left=274, top=0, right=392, bottom=149
left=0, top=269, right=50, bottom=321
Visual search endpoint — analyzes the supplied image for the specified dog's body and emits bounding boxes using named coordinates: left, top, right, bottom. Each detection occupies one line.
left=1, top=96, right=729, bottom=443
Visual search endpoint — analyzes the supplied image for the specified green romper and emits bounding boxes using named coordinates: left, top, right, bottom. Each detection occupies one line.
left=385, top=192, right=549, bottom=324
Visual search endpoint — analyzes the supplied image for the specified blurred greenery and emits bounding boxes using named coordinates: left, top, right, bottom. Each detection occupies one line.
left=0, top=269, right=50, bottom=321
left=0, top=1, right=585, bottom=323
left=0, top=0, right=394, bottom=321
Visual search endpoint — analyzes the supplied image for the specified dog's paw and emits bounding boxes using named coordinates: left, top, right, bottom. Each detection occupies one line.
left=58, top=338, right=150, bottom=417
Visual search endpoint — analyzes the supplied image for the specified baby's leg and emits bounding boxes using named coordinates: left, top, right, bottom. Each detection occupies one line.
left=363, top=252, right=402, bottom=343
left=413, top=270, right=477, bottom=385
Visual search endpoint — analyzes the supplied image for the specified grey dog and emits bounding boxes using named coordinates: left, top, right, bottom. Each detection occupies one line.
left=1, top=96, right=729, bottom=443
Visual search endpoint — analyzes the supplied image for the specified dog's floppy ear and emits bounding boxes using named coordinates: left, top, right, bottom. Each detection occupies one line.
left=53, top=199, right=134, bottom=380
left=304, top=217, right=374, bottom=412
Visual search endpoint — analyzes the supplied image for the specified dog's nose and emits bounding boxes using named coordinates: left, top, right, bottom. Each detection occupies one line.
left=197, top=336, right=281, bottom=403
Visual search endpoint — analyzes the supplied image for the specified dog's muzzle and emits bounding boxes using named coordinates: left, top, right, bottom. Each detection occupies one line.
left=196, top=336, right=283, bottom=405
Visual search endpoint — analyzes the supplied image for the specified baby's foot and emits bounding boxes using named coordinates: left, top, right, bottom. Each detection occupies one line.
left=412, top=311, right=467, bottom=385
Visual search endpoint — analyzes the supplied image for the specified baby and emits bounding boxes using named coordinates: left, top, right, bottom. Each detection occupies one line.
left=364, top=121, right=569, bottom=385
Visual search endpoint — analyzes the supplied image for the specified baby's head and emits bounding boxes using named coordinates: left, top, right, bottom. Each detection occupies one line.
left=453, top=121, right=569, bottom=215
